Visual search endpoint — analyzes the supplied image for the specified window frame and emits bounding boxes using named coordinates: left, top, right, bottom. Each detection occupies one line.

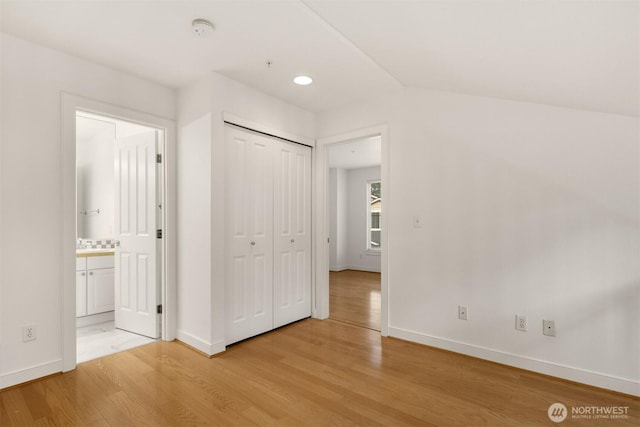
left=366, top=179, right=381, bottom=253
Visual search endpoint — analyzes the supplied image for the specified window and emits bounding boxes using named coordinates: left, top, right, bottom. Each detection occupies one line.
left=367, top=180, right=381, bottom=251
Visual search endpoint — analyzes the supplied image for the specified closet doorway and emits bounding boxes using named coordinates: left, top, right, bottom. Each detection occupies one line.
left=224, top=124, right=312, bottom=345
left=327, top=137, right=382, bottom=331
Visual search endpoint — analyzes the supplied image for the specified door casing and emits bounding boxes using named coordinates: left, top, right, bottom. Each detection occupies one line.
left=62, top=93, right=176, bottom=371
left=313, top=125, right=390, bottom=336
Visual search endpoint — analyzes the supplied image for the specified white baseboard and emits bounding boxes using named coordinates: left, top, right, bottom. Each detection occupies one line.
left=389, top=327, right=640, bottom=397
left=330, top=265, right=381, bottom=273
left=76, top=311, right=114, bottom=327
left=0, top=360, right=62, bottom=389
left=176, top=329, right=225, bottom=357
left=346, top=265, right=381, bottom=273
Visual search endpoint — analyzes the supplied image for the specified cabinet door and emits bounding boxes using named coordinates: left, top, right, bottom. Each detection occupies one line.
left=76, top=271, right=87, bottom=317
left=273, top=141, right=312, bottom=327
left=225, top=126, right=274, bottom=345
left=87, top=268, right=115, bottom=315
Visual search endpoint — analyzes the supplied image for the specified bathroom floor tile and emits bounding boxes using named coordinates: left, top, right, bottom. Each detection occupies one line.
left=77, top=320, right=156, bottom=364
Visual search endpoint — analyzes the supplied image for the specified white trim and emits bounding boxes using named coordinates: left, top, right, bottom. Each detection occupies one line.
left=366, top=179, right=381, bottom=252
left=176, top=330, right=225, bottom=356
left=314, top=124, right=390, bottom=336
left=390, top=327, right=640, bottom=397
left=330, top=266, right=382, bottom=273
left=75, top=311, right=114, bottom=327
left=61, top=93, right=177, bottom=374
left=342, top=266, right=381, bottom=273
left=222, top=112, right=315, bottom=147
left=0, top=360, right=62, bottom=389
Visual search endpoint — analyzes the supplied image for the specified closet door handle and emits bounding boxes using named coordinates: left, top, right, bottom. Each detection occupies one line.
left=89, top=272, right=94, bottom=276
left=290, top=238, right=295, bottom=243
left=250, top=241, right=256, bottom=246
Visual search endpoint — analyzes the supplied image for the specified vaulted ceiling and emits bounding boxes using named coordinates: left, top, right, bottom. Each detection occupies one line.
left=1, top=1, right=638, bottom=116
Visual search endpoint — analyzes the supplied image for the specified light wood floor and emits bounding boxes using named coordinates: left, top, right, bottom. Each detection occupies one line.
left=330, top=270, right=381, bottom=331
left=1, top=319, right=638, bottom=426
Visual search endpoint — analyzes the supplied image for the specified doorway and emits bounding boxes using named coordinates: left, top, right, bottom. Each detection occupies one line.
left=75, top=112, right=162, bottom=362
left=326, top=137, right=382, bottom=331
left=62, top=94, right=176, bottom=372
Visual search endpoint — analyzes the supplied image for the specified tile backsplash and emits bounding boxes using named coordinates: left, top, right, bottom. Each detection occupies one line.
left=77, top=238, right=115, bottom=249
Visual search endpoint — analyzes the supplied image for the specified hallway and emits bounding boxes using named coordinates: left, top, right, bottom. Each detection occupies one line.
left=329, top=269, right=381, bottom=331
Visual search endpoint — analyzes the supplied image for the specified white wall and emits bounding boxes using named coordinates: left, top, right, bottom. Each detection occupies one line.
left=329, top=167, right=348, bottom=270
left=176, top=72, right=315, bottom=355
left=176, top=76, right=214, bottom=353
left=316, top=87, right=640, bottom=395
left=76, top=124, right=115, bottom=238
left=0, top=34, right=175, bottom=388
left=329, top=166, right=381, bottom=272
left=346, top=166, right=381, bottom=272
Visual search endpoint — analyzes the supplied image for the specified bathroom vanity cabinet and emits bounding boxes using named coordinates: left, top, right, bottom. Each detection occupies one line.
left=76, top=253, right=115, bottom=317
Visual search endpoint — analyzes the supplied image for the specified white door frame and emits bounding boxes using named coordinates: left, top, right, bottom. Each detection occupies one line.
left=61, top=93, right=177, bottom=371
left=313, top=125, right=390, bottom=336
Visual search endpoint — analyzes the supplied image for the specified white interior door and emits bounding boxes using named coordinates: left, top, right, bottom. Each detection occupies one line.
left=114, top=130, right=160, bottom=338
left=273, top=141, right=312, bottom=327
left=225, top=126, right=274, bottom=344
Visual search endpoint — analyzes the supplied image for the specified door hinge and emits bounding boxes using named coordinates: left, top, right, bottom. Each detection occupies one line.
left=156, top=154, right=162, bottom=164
left=157, top=304, right=163, bottom=314
left=156, top=229, right=163, bottom=239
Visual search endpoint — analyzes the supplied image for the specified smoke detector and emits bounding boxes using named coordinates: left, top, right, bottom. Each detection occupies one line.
left=192, top=19, right=214, bottom=36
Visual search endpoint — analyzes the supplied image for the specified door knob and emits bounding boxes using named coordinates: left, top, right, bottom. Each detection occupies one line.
left=290, top=238, right=295, bottom=243
left=250, top=241, right=256, bottom=246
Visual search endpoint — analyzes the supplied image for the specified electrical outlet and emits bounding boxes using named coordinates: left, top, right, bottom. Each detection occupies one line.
left=515, top=315, right=527, bottom=332
left=23, top=325, right=37, bottom=342
left=458, top=305, right=468, bottom=320
left=543, top=320, right=555, bottom=337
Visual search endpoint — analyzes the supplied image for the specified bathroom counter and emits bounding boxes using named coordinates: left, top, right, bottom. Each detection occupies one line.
left=76, top=249, right=115, bottom=257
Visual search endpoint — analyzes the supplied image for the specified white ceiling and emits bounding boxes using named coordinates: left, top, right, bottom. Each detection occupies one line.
left=328, top=136, right=381, bottom=170
left=1, top=1, right=637, bottom=116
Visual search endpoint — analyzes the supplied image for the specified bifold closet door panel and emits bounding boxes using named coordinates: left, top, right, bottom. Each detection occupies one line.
left=225, top=127, right=274, bottom=344
left=273, top=141, right=312, bottom=328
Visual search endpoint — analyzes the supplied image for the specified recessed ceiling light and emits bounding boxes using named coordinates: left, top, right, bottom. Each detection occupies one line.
left=293, top=75, right=313, bottom=86
left=192, top=19, right=214, bottom=36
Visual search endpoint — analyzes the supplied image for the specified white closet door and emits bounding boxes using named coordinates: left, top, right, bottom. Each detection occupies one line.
left=225, top=126, right=274, bottom=344
left=273, top=141, right=312, bottom=328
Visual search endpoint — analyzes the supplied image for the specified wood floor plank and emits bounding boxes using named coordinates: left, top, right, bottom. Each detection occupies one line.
left=1, top=389, right=34, bottom=425
left=330, top=270, right=381, bottom=331
left=1, top=318, right=638, bottom=426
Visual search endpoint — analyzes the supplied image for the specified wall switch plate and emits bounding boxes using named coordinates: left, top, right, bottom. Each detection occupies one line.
left=458, top=305, right=468, bottom=320
left=543, top=320, right=555, bottom=337
left=515, top=315, right=527, bottom=332
left=23, top=324, right=37, bottom=342
left=413, top=215, right=422, bottom=228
